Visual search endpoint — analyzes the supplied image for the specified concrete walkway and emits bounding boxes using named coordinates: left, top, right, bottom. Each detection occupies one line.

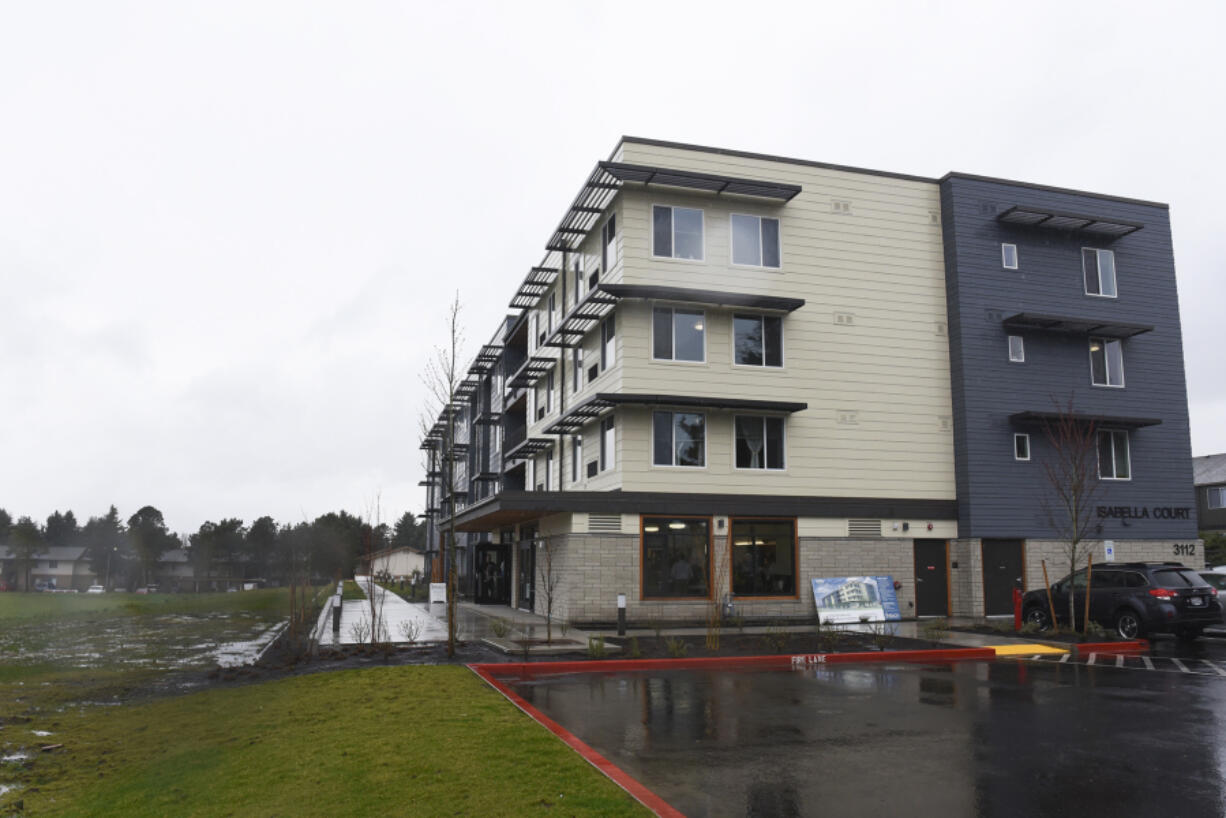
left=316, top=577, right=447, bottom=646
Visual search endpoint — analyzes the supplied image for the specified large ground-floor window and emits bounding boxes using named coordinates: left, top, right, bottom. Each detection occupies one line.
left=642, top=516, right=711, bottom=599
left=731, top=518, right=797, bottom=597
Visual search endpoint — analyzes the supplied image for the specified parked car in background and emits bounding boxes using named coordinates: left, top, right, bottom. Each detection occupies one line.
left=1022, top=562, right=1222, bottom=641
left=86, top=584, right=106, bottom=594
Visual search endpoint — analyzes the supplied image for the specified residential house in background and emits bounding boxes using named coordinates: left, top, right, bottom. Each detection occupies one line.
left=1194, top=454, right=1226, bottom=531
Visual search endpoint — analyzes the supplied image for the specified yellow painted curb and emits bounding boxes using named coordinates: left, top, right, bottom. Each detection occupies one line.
left=990, top=643, right=1068, bottom=656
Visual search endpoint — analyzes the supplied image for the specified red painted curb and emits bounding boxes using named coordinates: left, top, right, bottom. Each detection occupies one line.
left=469, top=648, right=995, bottom=817
left=472, top=647, right=996, bottom=680
left=1072, top=639, right=1149, bottom=657
left=469, top=664, right=685, bottom=818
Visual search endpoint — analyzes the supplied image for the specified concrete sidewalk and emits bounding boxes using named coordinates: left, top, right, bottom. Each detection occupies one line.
left=316, top=577, right=448, bottom=646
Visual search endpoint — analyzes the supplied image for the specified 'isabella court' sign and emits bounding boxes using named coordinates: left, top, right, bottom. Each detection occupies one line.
left=1096, top=506, right=1192, bottom=520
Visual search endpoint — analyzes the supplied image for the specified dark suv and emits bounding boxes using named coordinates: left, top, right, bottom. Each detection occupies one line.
left=1022, top=562, right=1221, bottom=641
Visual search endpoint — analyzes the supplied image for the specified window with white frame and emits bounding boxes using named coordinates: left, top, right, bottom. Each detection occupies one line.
left=731, top=214, right=781, bottom=268
left=1098, top=429, right=1131, bottom=480
left=1002, top=243, right=1018, bottom=270
left=602, top=215, right=618, bottom=272
left=1208, top=486, right=1226, bottom=510
left=652, top=205, right=704, bottom=260
left=1083, top=248, right=1118, bottom=297
left=544, top=451, right=552, bottom=491
left=600, top=314, right=616, bottom=370
left=734, top=314, right=783, bottom=367
left=1014, top=433, right=1030, bottom=461
left=1008, top=335, right=1025, bottom=363
left=653, top=307, right=705, bottom=362
left=548, top=293, right=556, bottom=333
left=652, top=411, right=706, bottom=467
left=600, top=416, right=615, bottom=471
left=735, top=416, right=785, bottom=470
left=1089, top=337, right=1125, bottom=387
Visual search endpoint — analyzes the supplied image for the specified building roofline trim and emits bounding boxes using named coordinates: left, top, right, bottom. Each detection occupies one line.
left=613, top=136, right=1169, bottom=209
left=940, top=171, right=1169, bottom=210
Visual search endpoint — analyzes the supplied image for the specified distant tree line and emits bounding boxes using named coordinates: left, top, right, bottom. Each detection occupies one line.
left=0, top=505, right=427, bottom=591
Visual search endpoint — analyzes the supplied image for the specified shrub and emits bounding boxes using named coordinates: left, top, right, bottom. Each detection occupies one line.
left=664, top=636, right=689, bottom=658
left=587, top=636, right=607, bottom=659
left=920, top=618, right=950, bottom=643
left=398, top=619, right=422, bottom=644
left=489, top=617, right=511, bottom=638
left=763, top=626, right=791, bottom=653
left=627, top=636, right=642, bottom=659
left=1084, top=620, right=1108, bottom=640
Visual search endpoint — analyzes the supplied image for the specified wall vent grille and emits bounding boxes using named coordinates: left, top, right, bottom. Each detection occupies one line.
left=848, top=519, right=882, bottom=538
left=832, top=200, right=852, bottom=215
left=837, top=409, right=860, bottom=426
left=588, top=513, right=622, bottom=533
left=834, top=312, right=855, bottom=326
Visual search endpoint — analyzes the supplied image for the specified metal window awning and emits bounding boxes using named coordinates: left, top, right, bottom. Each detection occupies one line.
left=597, top=283, right=805, bottom=313
left=454, top=375, right=481, bottom=398
left=506, top=355, right=556, bottom=389
left=540, top=285, right=619, bottom=349
left=544, top=393, right=808, bottom=435
left=600, top=161, right=802, bottom=201
left=469, top=344, right=503, bottom=374
left=1002, top=312, right=1153, bottom=339
left=503, top=437, right=555, bottom=462
left=472, top=413, right=503, bottom=425
left=1009, top=410, right=1162, bottom=429
left=471, top=472, right=501, bottom=482
left=996, top=205, right=1143, bottom=238
left=509, top=267, right=559, bottom=310
left=542, top=162, right=801, bottom=256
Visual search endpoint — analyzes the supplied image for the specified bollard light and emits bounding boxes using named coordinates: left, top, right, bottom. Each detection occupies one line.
left=617, top=592, right=627, bottom=636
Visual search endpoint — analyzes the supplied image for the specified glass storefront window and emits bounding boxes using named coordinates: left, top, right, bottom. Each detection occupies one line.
left=642, top=516, right=710, bottom=599
left=731, top=519, right=796, bottom=597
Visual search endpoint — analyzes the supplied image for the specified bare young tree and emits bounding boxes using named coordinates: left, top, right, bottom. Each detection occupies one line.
left=537, top=534, right=562, bottom=645
left=420, top=292, right=466, bottom=657
left=1040, top=395, right=1104, bottom=632
left=362, top=494, right=388, bottom=644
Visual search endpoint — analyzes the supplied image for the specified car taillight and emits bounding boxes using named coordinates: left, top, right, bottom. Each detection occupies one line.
left=1210, top=587, right=1219, bottom=597
left=1148, top=588, right=1177, bottom=601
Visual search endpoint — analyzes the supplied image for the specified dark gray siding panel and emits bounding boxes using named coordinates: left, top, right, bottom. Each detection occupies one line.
left=941, top=177, right=1196, bottom=540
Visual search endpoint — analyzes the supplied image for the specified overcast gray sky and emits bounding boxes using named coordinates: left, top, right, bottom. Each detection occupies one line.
left=2, top=1, right=1223, bottom=534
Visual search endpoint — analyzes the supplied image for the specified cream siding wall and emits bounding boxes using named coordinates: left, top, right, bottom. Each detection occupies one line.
left=609, top=142, right=954, bottom=500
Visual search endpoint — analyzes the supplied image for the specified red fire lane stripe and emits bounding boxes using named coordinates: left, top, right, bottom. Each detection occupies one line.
left=469, top=664, right=685, bottom=818
left=468, top=648, right=996, bottom=817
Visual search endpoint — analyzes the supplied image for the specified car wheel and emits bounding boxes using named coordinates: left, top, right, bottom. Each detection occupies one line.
left=1024, top=607, right=1051, bottom=631
left=1114, top=609, right=1144, bottom=640
left=1176, top=627, right=1204, bottom=642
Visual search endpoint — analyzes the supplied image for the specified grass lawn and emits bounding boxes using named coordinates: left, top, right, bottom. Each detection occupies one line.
left=0, top=588, right=292, bottom=623
left=341, top=580, right=366, bottom=601
left=16, top=665, right=650, bottom=817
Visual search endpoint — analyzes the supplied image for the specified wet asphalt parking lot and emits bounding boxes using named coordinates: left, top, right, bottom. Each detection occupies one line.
left=511, top=635, right=1226, bottom=818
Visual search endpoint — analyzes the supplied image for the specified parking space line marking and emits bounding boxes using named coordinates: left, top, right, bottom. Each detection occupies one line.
left=1059, top=653, right=1071, bottom=663
left=1171, top=658, right=1191, bottom=673
left=1086, top=653, right=1097, bottom=666
left=1141, top=656, right=1154, bottom=670
left=1115, top=655, right=1124, bottom=668
left=1202, top=660, right=1226, bottom=676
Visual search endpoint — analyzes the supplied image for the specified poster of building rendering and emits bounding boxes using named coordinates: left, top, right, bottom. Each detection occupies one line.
left=810, top=576, right=901, bottom=624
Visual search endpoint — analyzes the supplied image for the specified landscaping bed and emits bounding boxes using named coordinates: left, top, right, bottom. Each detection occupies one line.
left=600, top=628, right=936, bottom=660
